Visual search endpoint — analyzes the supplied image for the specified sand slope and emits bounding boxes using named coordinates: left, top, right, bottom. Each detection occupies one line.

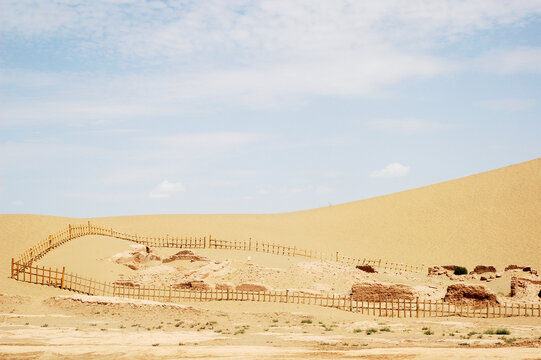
left=1, top=158, right=540, bottom=295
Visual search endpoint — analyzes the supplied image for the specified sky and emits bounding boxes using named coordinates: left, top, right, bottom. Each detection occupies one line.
left=1, top=0, right=540, bottom=217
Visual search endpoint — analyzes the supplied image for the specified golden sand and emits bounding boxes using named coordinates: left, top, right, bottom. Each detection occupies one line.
left=1, top=158, right=540, bottom=295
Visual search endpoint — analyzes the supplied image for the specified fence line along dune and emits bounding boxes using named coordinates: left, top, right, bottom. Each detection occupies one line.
left=1, top=158, right=539, bottom=300
left=8, top=221, right=541, bottom=319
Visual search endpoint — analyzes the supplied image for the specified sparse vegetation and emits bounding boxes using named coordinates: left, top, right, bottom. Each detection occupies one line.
left=502, top=337, right=516, bottom=344
left=366, top=328, right=378, bottom=335
left=454, top=266, right=468, bottom=275
left=496, top=329, right=511, bottom=335
left=41, top=324, right=49, bottom=327
left=380, top=327, right=391, bottom=332
left=353, top=328, right=363, bottom=333
left=424, top=329, right=434, bottom=335
left=301, top=319, right=312, bottom=324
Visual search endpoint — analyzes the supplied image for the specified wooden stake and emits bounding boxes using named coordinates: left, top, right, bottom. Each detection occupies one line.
left=60, top=266, right=65, bottom=289
left=11, top=258, right=14, bottom=279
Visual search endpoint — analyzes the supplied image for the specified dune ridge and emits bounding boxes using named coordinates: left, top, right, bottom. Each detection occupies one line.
left=1, top=158, right=540, bottom=295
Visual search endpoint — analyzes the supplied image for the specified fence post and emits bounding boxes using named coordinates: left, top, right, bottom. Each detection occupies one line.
left=209, top=235, right=212, bottom=248
left=286, top=290, right=289, bottom=303
left=249, top=238, right=252, bottom=251
left=11, top=258, right=14, bottom=279
left=336, top=251, right=338, bottom=262
left=69, top=224, right=72, bottom=241
left=87, top=220, right=91, bottom=234
left=60, top=266, right=65, bottom=289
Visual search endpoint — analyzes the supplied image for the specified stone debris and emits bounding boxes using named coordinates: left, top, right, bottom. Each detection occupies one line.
left=355, top=265, right=376, bottom=273
left=112, top=247, right=160, bottom=264
left=162, top=250, right=209, bottom=263
left=443, top=284, right=499, bottom=305
left=173, top=280, right=213, bottom=290
left=510, top=277, right=541, bottom=301
left=472, top=265, right=497, bottom=274
left=351, top=282, right=416, bottom=301
left=215, top=282, right=235, bottom=291
left=236, top=283, right=272, bottom=292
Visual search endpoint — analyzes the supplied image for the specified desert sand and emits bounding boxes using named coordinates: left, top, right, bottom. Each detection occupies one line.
left=1, top=158, right=540, bottom=359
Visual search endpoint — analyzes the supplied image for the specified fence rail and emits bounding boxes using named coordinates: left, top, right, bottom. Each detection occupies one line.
left=14, top=222, right=424, bottom=273
left=10, top=259, right=541, bottom=318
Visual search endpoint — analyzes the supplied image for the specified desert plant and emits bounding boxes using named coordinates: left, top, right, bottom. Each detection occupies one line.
left=454, top=266, right=468, bottom=275
left=301, top=319, right=312, bottom=324
left=424, top=329, right=434, bottom=335
left=379, top=327, right=391, bottom=332
left=496, top=329, right=511, bottom=335
left=366, top=328, right=378, bottom=335
left=353, top=328, right=363, bottom=333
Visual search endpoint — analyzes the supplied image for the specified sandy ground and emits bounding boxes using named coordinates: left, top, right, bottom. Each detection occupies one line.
left=1, top=293, right=540, bottom=359
left=1, top=158, right=540, bottom=359
left=29, top=235, right=539, bottom=303
left=1, top=242, right=540, bottom=359
left=1, top=159, right=540, bottom=293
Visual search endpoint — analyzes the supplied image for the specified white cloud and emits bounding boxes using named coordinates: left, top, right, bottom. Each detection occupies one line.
left=371, top=118, right=447, bottom=132
left=478, top=98, right=536, bottom=112
left=154, top=132, right=262, bottom=149
left=148, top=180, right=186, bottom=199
left=476, top=47, right=541, bottom=74
left=2, top=1, right=539, bottom=60
left=370, top=163, right=410, bottom=178
left=4, top=1, right=541, bottom=126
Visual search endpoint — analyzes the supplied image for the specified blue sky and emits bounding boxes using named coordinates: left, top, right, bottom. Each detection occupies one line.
left=1, top=1, right=540, bottom=217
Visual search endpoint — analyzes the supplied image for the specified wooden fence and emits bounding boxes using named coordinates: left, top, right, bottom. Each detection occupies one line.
left=14, top=222, right=424, bottom=273
left=10, top=259, right=541, bottom=318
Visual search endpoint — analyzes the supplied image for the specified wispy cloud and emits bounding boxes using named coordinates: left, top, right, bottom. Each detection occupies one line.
left=371, top=118, right=447, bottom=132
left=476, top=47, right=541, bottom=74
left=153, top=132, right=263, bottom=149
left=370, top=163, right=410, bottom=178
left=6, top=1, right=540, bottom=126
left=148, top=180, right=186, bottom=199
left=478, top=98, right=536, bottom=112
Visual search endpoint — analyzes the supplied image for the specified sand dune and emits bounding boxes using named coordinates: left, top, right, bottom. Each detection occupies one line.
left=1, top=158, right=540, bottom=295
